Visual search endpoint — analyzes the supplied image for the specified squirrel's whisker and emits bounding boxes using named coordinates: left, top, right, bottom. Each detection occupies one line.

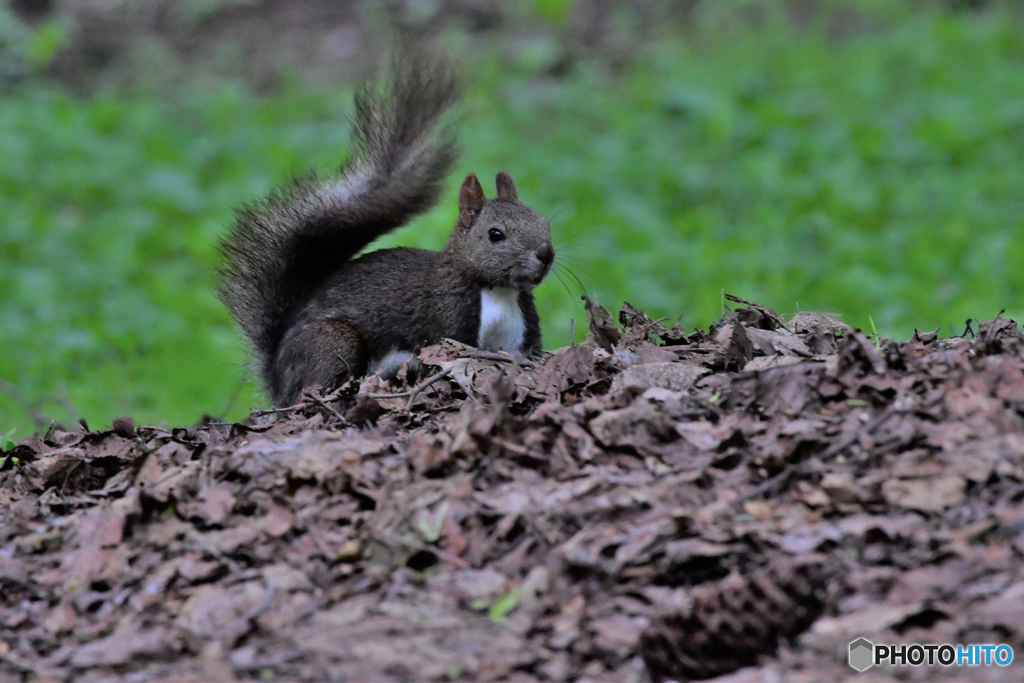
left=554, top=252, right=591, bottom=264
left=554, top=251, right=608, bottom=284
left=554, top=262, right=587, bottom=295
left=552, top=266, right=585, bottom=299
left=554, top=256, right=601, bottom=286
left=552, top=263, right=582, bottom=293
left=549, top=268, right=576, bottom=303
left=549, top=238, right=593, bottom=253
left=544, top=207, right=569, bottom=225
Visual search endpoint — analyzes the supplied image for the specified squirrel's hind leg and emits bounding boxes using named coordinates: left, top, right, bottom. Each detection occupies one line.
left=271, top=317, right=368, bottom=406
left=367, top=350, right=415, bottom=381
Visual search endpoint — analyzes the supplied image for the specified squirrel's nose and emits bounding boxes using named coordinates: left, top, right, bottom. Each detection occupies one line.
left=535, top=243, right=554, bottom=266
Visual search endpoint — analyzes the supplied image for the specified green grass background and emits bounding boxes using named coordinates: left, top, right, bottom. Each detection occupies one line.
left=3, top=3, right=1024, bottom=437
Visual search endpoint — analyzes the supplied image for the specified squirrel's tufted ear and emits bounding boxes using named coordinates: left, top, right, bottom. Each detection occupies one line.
left=495, top=171, right=518, bottom=201
left=458, top=173, right=485, bottom=224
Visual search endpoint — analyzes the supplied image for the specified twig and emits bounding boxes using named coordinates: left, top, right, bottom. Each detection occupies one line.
left=818, top=404, right=897, bottom=461
left=216, top=377, right=245, bottom=421
left=249, top=387, right=343, bottom=418
left=459, top=351, right=514, bottom=363
left=367, top=368, right=453, bottom=411
left=459, top=351, right=537, bottom=370
left=492, top=437, right=544, bottom=461
left=146, top=466, right=187, bottom=491
left=243, top=583, right=275, bottom=622
left=250, top=402, right=305, bottom=418
left=733, top=465, right=796, bottom=509
left=227, top=582, right=276, bottom=647
left=304, top=390, right=347, bottom=424
left=334, top=352, right=353, bottom=380
left=60, top=460, right=85, bottom=497
left=724, top=293, right=787, bottom=329
left=56, top=379, right=79, bottom=426
left=982, top=309, right=1008, bottom=341
left=404, top=367, right=454, bottom=411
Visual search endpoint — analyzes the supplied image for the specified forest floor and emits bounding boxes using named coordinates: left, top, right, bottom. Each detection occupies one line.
left=2, top=297, right=1024, bottom=682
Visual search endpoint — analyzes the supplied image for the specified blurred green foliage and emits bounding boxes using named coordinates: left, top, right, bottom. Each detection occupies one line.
left=3, top=4, right=1024, bottom=435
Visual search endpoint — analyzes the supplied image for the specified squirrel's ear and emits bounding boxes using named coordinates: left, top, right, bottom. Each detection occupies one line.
left=495, top=171, right=518, bottom=201
left=458, top=173, right=485, bottom=223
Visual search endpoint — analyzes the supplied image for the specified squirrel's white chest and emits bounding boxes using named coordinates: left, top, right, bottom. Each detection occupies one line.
left=477, top=288, right=525, bottom=356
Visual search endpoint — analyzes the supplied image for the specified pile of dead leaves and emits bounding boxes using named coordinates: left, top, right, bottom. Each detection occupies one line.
left=3, top=296, right=1024, bottom=682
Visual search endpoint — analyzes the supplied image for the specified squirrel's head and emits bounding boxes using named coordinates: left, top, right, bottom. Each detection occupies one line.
left=449, top=172, right=554, bottom=290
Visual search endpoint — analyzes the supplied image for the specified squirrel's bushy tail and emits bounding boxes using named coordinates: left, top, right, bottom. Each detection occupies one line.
left=217, top=51, right=460, bottom=384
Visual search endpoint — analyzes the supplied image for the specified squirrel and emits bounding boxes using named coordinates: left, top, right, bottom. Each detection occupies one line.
left=217, top=54, right=555, bottom=407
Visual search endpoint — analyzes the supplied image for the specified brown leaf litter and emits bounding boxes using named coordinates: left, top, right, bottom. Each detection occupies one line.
left=3, top=298, right=1024, bottom=681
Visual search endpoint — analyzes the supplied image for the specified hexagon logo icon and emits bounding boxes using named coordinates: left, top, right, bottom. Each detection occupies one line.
left=849, top=637, right=875, bottom=672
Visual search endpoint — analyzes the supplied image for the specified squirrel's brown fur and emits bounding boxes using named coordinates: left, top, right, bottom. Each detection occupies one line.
left=218, top=52, right=553, bottom=405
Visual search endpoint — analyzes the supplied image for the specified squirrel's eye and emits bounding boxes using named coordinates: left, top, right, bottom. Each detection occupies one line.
left=488, top=228, right=505, bottom=243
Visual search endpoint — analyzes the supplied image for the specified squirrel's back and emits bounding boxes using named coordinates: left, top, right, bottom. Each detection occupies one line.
left=217, top=52, right=460, bottom=393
